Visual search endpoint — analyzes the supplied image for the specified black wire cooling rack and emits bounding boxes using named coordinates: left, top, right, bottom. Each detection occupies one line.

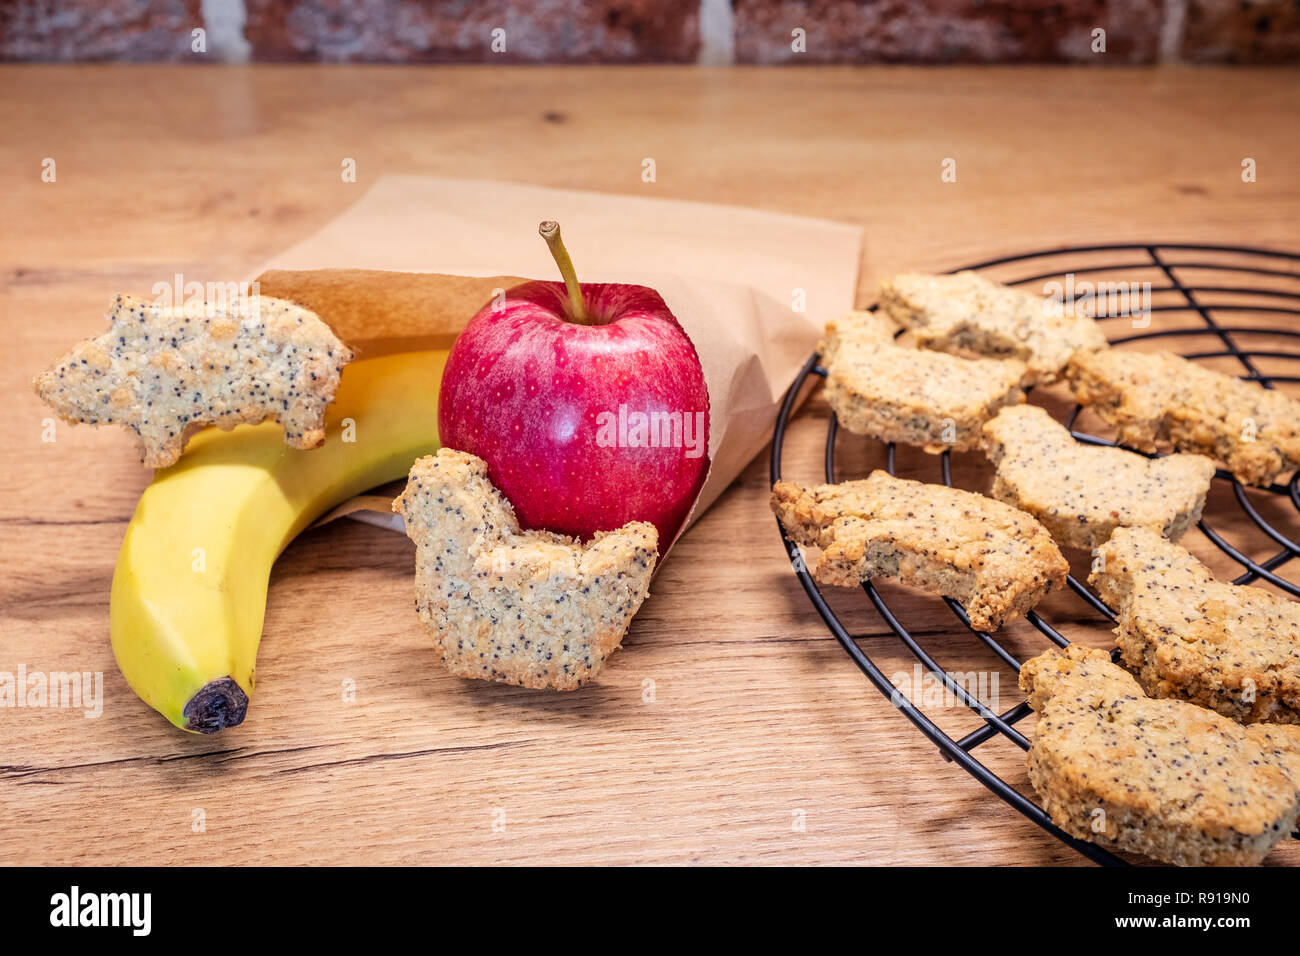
left=769, top=243, right=1300, bottom=866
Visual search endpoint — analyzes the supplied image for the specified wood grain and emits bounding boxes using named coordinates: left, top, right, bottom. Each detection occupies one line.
left=2, top=65, right=1298, bottom=866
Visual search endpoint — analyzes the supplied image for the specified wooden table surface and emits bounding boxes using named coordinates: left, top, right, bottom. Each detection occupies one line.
left=3, top=65, right=1299, bottom=866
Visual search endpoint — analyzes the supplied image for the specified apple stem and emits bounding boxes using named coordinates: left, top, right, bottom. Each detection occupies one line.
left=538, top=220, right=590, bottom=326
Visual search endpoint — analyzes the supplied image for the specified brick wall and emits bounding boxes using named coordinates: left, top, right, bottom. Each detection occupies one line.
left=2, top=0, right=1296, bottom=63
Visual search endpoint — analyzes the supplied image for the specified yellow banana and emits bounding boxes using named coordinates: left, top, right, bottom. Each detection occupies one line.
left=110, top=350, right=448, bottom=733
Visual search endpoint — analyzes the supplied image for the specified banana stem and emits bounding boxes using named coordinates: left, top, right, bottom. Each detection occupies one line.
left=538, top=220, right=590, bottom=325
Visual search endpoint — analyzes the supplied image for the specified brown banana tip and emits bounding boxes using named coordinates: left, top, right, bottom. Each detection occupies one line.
left=183, top=677, right=248, bottom=733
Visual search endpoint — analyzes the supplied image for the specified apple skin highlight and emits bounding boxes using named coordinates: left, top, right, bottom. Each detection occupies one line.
left=438, top=278, right=710, bottom=549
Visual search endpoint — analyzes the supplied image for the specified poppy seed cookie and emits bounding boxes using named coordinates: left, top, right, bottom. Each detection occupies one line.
left=393, top=448, right=658, bottom=691
left=881, top=271, right=1108, bottom=384
left=1091, top=527, right=1300, bottom=725
left=1066, top=348, right=1300, bottom=487
left=820, top=310, right=1027, bottom=453
left=33, top=293, right=352, bottom=468
left=1020, top=644, right=1300, bottom=866
left=772, top=471, right=1067, bottom=632
left=982, top=404, right=1216, bottom=551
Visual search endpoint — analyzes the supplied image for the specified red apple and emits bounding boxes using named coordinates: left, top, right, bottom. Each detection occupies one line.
left=438, top=221, right=710, bottom=550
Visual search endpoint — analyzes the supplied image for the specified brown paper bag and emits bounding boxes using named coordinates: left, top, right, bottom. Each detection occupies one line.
left=255, top=268, right=525, bottom=356
left=255, top=175, right=862, bottom=539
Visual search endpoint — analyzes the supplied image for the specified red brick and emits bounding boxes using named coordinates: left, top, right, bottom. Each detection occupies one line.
left=1183, top=0, right=1300, bottom=63
left=734, top=0, right=1162, bottom=64
left=0, top=0, right=202, bottom=61
left=244, top=0, right=699, bottom=62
